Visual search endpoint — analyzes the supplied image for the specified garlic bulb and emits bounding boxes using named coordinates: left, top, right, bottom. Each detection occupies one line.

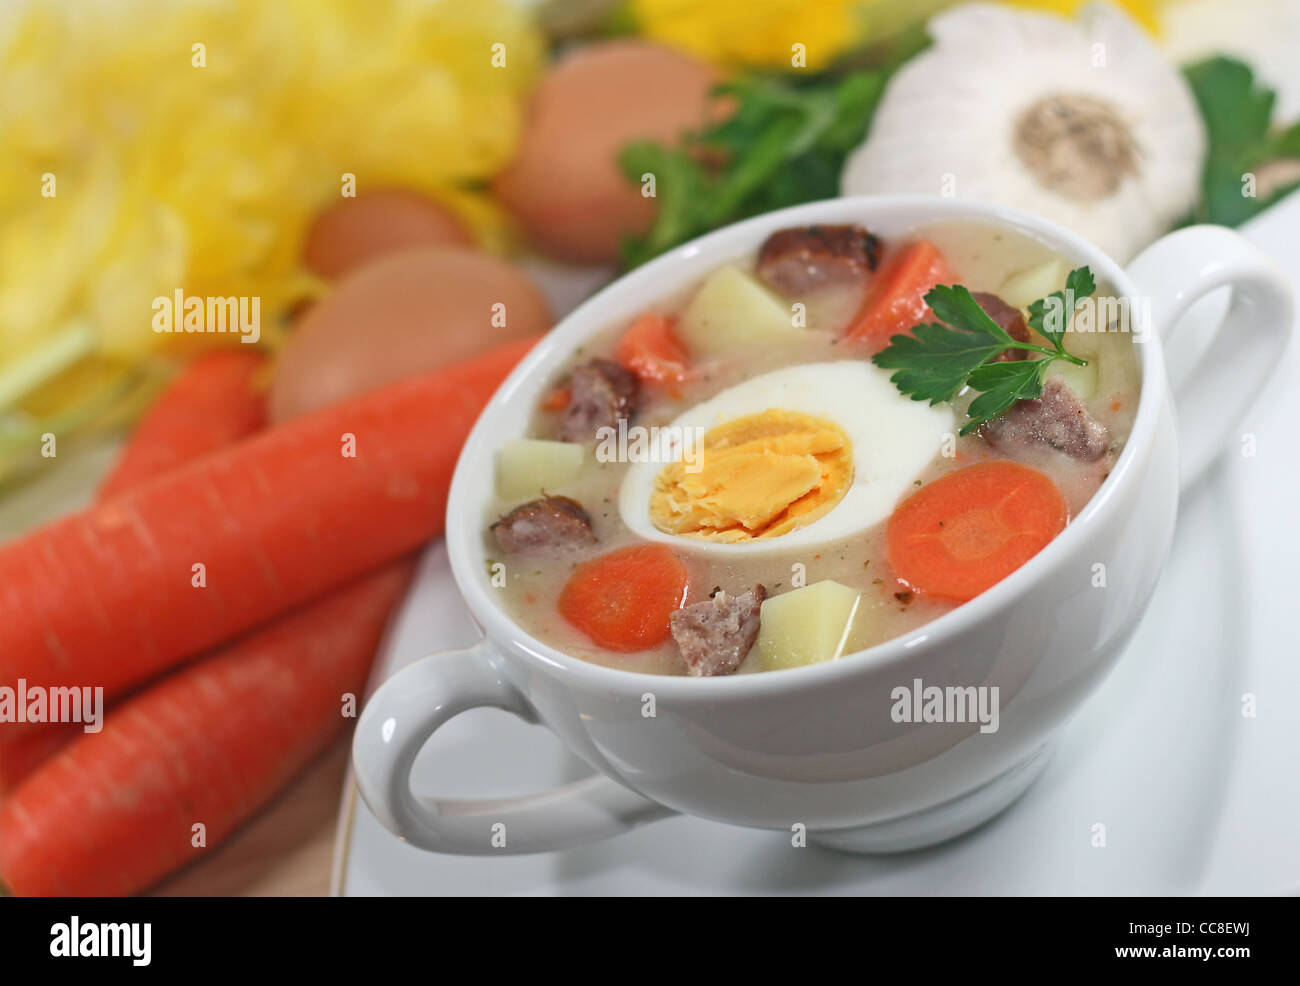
left=841, top=3, right=1205, bottom=263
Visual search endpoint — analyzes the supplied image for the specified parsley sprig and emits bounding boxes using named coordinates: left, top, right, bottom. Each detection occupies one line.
left=618, top=73, right=887, bottom=269
left=1183, top=56, right=1300, bottom=227
left=616, top=26, right=931, bottom=269
left=872, top=267, right=1094, bottom=435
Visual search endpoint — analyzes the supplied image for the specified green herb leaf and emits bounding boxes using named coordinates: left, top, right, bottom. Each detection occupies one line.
left=873, top=320, right=1009, bottom=406
left=1183, top=56, right=1300, bottom=226
left=618, top=142, right=711, bottom=267
left=872, top=283, right=1020, bottom=406
left=1026, top=265, right=1095, bottom=345
left=962, top=360, right=1046, bottom=435
left=924, top=283, right=1016, bottom=344
left=618, top=60, right=907, bottom=268
left=873, top=268, right=1092, bottom=434
left=1261, top=118, right=1300, bottom=160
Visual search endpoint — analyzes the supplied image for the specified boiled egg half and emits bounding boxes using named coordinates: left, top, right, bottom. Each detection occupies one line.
left=618, top=362, right=954, bottom=554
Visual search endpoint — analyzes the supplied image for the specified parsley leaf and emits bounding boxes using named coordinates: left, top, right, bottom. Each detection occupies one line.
left=618, top=143, right=712, bottom=264
left=964, top=360, right=1048, bottom=435
left=872, top=268, right=1092, bottom=435
left=616, top=28, right=930, bottom=269
left=872, top=285, right=1014, bottom=405
left=1027, top=266, right=1095, bottom=346
left=618, top=73, right=886, bottom=268
left=924, top=283, right=1016, bottom=343
left=871, top=320, right=1008, bottom=405
left=1183, top=56, right=1300, bottom=226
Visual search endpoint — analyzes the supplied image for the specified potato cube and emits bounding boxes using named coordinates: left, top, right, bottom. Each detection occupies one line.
left=495, top=439, right=583, bottom=500
left=1047, top=358, right=1099, bottom=401
left=679, top=266, right=801, bottom=357
left=998, top=259, right=1068, bottom=311
left=756, top=580, right=862, bottom=671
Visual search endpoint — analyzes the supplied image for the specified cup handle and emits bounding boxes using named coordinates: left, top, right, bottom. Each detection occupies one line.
left=1125, top=225, right=1294, bottom=491
left=352, top=639, right=673, bottom=854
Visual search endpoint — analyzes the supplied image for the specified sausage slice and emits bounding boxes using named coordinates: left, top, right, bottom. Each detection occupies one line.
left=491, top=495, right=597, bottom=555
left=981, top=377, right=1110, bottom=461
left=669, top=585, right=767, bottom=677
left=756, top=225, right=880, bottom=296
left=558, top=359, right=639, bottom=444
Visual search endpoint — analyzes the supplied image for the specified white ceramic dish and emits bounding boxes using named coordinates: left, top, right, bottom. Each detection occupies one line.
left=334, top=197, right=1300, bottom=894
left=350, top=195, right=1291, bottom=856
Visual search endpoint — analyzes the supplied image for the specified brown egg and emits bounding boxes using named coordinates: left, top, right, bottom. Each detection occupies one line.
left=492, top=40, right=719, bottom=264
left=302, top=189, right=473, bottom=280
left=270, top=247, right=550, bottom=421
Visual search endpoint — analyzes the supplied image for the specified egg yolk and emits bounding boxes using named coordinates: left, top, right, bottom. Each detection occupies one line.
left=649, top=410, right=854, bottom=542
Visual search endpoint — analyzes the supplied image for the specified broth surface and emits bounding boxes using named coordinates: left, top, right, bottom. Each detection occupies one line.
left=484, top=220, right=1140, bottom=675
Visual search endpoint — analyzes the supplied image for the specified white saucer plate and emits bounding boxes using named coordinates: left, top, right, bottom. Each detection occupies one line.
left=332, top=200, right=1300, bottom=896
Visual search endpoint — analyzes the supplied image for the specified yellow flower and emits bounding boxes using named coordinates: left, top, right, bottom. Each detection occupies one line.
left=630, top=0, right=865, bottom=70
left=0, top=0, right=542, bottom=414
left=999, top=0, right=1167, bottom=34
left=630, top=0, right=1171, bottom=74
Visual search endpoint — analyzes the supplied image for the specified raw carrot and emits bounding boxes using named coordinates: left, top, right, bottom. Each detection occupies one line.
left=97, top=350, right=268, bottom=501
left=0, top=334, right=538, bottom=703
left=615, top=313, right=690, bottom=385
left=844, top=240, right=956, bottom=350
left=1, top=352, right=272, bottom=789
left=0, top=727, right=80, bottom=799
left=886, top=461, right=1067, bottom=602
left=0, top=559, right=413, bottom=897
left=558, top=544, right=689, bottom=652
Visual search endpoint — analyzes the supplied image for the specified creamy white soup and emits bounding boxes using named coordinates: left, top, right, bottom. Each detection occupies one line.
left=483, top=220, right=1139, bottom=676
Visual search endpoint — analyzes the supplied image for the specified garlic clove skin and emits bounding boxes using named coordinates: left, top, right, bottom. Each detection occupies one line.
left=840, top=3, right=1206, bottom=263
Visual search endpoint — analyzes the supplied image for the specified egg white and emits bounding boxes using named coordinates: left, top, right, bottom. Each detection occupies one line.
left=618, top=361, right=955, bottom=555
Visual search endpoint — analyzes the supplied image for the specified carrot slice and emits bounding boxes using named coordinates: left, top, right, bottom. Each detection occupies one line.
left=887, top=461, right=1067, bottom=602
left=541, top=384, right=571, bottom=411
left=615, top=313, right=690, bottom=385
left=558, top=544, right=689, bottom=652
left=844, top=240, right=956, bottom=350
